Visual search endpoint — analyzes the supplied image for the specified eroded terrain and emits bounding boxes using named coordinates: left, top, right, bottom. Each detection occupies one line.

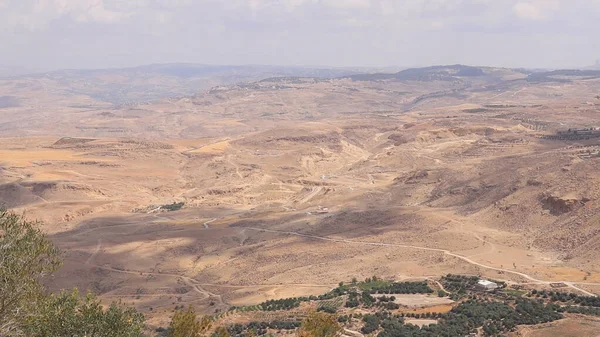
left=1, top=65, right=600, bottom=327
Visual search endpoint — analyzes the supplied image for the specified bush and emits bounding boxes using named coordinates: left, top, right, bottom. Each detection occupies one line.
left=363, top=280, right=433, bottom=294
left=259, top=298, right=302, bottom=311
left=317, top=305, right=337, bottom=314
left=168, top=306, right=212, bottom=337
left=297, top=312, right=342, bottom=337
left=361, top=314, right=380, bottom=334
left=161, top=202, right=185, bottom=212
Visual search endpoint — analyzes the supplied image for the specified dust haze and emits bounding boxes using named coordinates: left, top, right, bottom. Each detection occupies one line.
left=2, top=63, right=600, bottom=331
left=2, top=0, right=600, bottom=335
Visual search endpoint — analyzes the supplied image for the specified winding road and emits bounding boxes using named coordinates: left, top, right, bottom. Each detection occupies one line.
left=84, top=239, right=102, bottom=266
left=204, top=218, right=217, bottom=229
left=89, top=263, right=219, bottom=301
left=244, top=227, right=599, bottom=297
left=81, top=211, right=597, bottom=309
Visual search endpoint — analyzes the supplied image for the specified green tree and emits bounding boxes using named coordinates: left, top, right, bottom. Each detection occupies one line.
left=168, top=306, right=212, bottom=337
left=23, top=289, right=145, bottom=337
left=297, top=311, right=343, bottom=337
left=0, top=209, right=62, bottom=335
left=1, top=210, right=145, bottom=336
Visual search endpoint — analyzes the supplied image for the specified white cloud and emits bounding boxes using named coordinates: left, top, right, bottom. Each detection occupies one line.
left=322, top=0, right=371, bottom=9
left=513, top=0, right=560, bottom=21
left=0, top=0, right=598, bottom=69
left=73, top=1, right=131, bottom=23
left=513, top=2, right=542, bottom=20
left=1, top=0, right=132, bottom=31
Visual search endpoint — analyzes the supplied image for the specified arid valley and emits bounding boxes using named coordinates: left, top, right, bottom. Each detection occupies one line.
left=2, top=64, right=600, bottom=335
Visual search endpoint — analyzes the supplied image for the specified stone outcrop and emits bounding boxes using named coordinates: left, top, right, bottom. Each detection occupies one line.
left=540, top=193, right=590, bottom=215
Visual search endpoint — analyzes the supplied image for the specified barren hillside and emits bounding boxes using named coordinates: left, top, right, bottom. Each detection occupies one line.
left=1, top=64, right=599, bottom=327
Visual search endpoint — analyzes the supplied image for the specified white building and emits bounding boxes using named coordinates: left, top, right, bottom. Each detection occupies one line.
left=477, top=280, right=499, bottom=291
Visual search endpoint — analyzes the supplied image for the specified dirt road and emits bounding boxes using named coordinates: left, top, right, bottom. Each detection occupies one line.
left=245, top=227, right=599, bottom=297
left=204, top=218, right=217, bottom=228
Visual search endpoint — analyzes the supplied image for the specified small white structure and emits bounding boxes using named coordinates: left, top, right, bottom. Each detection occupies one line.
left=477, top=280, right=498, bottom=291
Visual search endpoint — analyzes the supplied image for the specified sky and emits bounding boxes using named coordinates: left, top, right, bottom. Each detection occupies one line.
left=1, top=0, right=599, bottom=71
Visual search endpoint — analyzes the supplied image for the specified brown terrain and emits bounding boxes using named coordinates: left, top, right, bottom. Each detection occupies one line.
left=510, top=316, right=600, bottom=337
left=1, top=64, right=600, bottom=330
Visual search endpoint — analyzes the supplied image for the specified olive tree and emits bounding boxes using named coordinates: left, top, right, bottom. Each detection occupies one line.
left=1, top=210, right=146, bottom=336
left=23, top=289, right=145, bottom=337
left=0, top=209, right=61, bottom=335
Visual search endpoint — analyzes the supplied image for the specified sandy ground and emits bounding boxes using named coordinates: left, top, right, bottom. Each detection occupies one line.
left=2, top=71, right=600, bottom=324
left=511, top=316, right=600, bottom=337
left=385, top=295, right=454, bottom=308
left=404, top=319, right=438, bottom=327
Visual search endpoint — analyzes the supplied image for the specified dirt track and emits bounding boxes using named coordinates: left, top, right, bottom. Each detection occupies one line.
left=4, top=70, right=600, bottom=320
left=244, top=227, right=599, bottom=297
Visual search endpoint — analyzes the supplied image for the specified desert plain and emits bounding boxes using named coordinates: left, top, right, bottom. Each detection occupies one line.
left=1, top=65, right=600, bottom=331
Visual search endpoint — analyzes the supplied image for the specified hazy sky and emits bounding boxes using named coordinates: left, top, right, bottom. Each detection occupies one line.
left=1, top=0, right=599, bottom=70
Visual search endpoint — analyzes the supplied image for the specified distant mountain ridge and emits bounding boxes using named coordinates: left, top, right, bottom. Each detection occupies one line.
left=14, top=63, right=371, bottom=80
left=347, top=64, right=600, bottom=84
left=347, top=64, right=487, bottom=81
left=5, top=62, right=600, bottom=105
left=583, top=61, right=600, bottom=70
left=2, top=64, right=375, bottom=104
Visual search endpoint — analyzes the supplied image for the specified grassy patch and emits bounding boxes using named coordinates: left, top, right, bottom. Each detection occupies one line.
left=358, top=278, right=393, bottom=291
